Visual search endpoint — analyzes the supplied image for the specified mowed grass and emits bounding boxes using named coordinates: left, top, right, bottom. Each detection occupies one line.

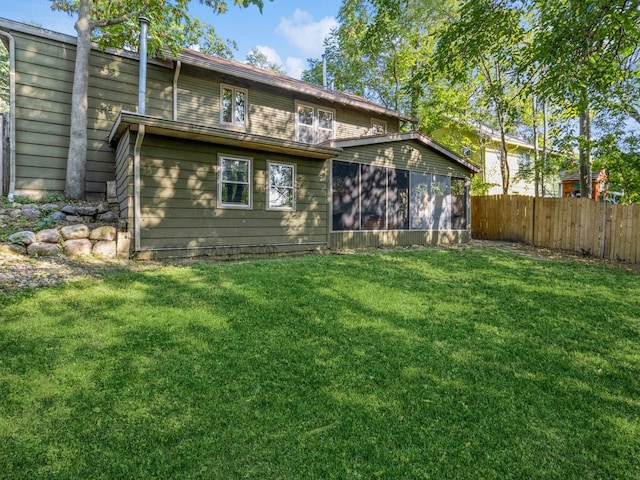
left=1, top=247, right=639, bottom=479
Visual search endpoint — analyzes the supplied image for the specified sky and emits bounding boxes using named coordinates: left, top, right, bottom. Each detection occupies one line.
left=1, top=0, right=343, bottom=78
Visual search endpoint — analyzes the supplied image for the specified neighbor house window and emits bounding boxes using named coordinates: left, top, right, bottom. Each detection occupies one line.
left=371, top=119, right=387, bottom=135
left=296, top=102, right=335, bottom=144
left=218, top=155, right=252, bottom=208
left=221, top=84, right=248, bottom=127
left=267, top=162, right=295, bottom=210
left=518, top=152, right=531, bottom=172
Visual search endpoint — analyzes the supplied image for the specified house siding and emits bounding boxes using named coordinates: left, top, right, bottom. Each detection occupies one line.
left=9, top=28, right=173, bottom=198
left=132, top=134, right=328, bottom=257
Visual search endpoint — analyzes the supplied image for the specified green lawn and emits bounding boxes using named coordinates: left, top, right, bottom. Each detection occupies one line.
left=1, top=247, right=639, bottom=479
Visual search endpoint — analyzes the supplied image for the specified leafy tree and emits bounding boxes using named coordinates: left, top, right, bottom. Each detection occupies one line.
left=531, top=0, right=640, bottom=198
left=434, top=0, right=534, bottom=194
left=50, top=0, right=269, bottom=199
left=245, top=47, right=286, bottom=75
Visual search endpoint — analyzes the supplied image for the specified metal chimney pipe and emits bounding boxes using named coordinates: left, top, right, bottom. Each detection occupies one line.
left=138, top=16, right=150, bottom=115
left=322, top=53, right=327, bottom=89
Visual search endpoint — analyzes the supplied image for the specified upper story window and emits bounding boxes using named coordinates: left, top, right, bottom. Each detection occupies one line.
left=221, top=84, right=248, bottom=128
left=518, top=152, right=531, bottom=172
left=296, top=102, right=335, bottom=144
left=218, top=155, right=252, bottom=209
left=267, top=162, right=296, bottom=211
left=371, top=119, right=387, bottom=135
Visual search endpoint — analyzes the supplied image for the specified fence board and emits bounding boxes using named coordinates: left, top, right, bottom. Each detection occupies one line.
left=471, top=195, right=640, bottom=264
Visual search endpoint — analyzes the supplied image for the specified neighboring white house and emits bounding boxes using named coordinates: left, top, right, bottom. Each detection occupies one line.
left=431, top=123, right=559, bottom=197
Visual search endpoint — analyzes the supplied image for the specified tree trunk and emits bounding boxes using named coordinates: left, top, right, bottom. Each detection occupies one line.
left=533, top=96, right=539, bottom=197
left=65, top=0, right=92, bottom=199
left=579, top=106, right=592, bottom=198
left=496, top=109, right=510, bottom=194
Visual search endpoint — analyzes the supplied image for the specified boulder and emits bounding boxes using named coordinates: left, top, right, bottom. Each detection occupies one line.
left=27, top=242, right=62, bottom=256
left=89, top=226, right=116, bottom=241
left=9, top=209, right=23, bottom=218
left=64, top=239, right=93, bottom=256
left=36, top=228, right=62, bottom=243
left=61, top=224, right=90, bottom=240
left=97, top=202, right=110, bottom=214
left=98, top=211, right=119, bottom=223
left=0, top=243, right=26, bottom=256
left=0, top=214, right=10, bottom=223
left=65, top=215, right=83, bottom=223
left=21, top=203, right=40, bottom=211
left=77, top=205, right=98, bottom=216
left=22, top=208, right=42, bottom=220
left=92, top=240, right=117, bottom=258
left=61, top=205, right=77, bottom=215
left=40, top=203, right=61, bottom=212
left=8, top=231, right=36, bottom=246
left=49, top=212, right=67, bottom=222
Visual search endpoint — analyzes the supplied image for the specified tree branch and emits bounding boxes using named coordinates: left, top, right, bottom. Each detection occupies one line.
left=91, top=4, right=150, bottom=29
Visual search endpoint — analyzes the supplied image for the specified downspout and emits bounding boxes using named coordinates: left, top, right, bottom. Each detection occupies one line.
left=0, top=30, right=16, bottom=201
left=173, top=60, right=181, bottom=121
left=133, top=124, right=145, bottom=252
left=133, top=16, right=149, bottom=252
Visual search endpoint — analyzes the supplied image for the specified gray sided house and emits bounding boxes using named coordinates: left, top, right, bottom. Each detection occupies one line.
left=0, top=18, right=480, bottom=259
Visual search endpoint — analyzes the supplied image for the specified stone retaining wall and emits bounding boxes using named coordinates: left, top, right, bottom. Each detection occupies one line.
left=0, top=200, right=129, bottom=259
left=3, top=224, right=129, bottom=259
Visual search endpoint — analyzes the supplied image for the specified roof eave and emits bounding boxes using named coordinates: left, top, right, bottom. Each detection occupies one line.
left=109, top=112, right=343, bottom=160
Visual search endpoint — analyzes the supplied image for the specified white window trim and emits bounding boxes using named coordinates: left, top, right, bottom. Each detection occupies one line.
left=220, top=84, right=248, bottom=128
left=218, top=154, right=252, bottom=209
left=371, top=118, right=387, bottom=135
left=266, top=161, right=296, bottom=211
left=295, top=101, right=335, bottom=144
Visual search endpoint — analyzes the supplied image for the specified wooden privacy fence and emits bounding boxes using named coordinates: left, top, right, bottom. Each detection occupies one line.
left=471, top=195, right=640, bottom=264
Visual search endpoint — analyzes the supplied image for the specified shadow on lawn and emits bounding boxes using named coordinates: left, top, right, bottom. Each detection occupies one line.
left=1, top=249, right=639, bottom=478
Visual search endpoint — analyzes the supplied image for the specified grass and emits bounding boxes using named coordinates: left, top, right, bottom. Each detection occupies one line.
left=1, top=247, right=639, bottom=479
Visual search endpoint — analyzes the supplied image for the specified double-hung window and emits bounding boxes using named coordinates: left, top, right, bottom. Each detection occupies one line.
left=296, top=102, right=334, bottom=144
left=267, top=162, right=295, bottom=211
left=371, top=119, right=387, bottom=135
left=221, top=84, right=248, bottom=127
left=218, top=155, right=252, bottom=209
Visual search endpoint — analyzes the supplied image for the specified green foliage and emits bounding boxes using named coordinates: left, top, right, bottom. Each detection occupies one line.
left=245, top=47, right=286, bottom=75
left=1, top=250, right=640, bottom=477
left=50, top=0, right=270, bottom=58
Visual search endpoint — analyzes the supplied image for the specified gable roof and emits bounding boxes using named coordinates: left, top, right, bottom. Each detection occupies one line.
left=326, top=132, right=481, bottom=174
left=0, top=17, right=417, bottom=125
left=175, top=50, right=417, bottom=124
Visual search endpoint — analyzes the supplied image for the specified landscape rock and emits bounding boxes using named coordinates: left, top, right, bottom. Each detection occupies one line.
left=36, top=228, right=62, bottom=243
left=77, top=206, right=98, bottom=216
left=0, top=243, right=26, bottom=256
left=61, top=224, right=90, bottom=240
left=49, top=212, right=67, bottom=222
left=8, top=231, right=36, bottom=246
left=9, top=209, right=23, bottom=218
left=61, top=205, right=77, bottom=215
left=99, top=211, right=119, bottom=223
left=97, top=202, right=110, bottom=214
left=92, top=240, right=117, bottom=258
left=0, top=214, right=10, bottom=223
left=65, top=215, right=83, bottom=222
left=27, top=242, right=62, bottom=256
left=21, top=204, right=40, bottom=211
left=22, top=208, right=42, bottom=220
left=40, top=203, right=60, bottom=212
left=90, top=226, right=116, bottom=241
left=64, top=239, right=93, bottom=256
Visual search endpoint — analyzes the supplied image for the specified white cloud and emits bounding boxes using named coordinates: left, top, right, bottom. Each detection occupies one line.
left=254, top=45, right=284, bottom=66
left=276, top=9, right=338, bottom=58
left=285, top=57, right=306, bottom=79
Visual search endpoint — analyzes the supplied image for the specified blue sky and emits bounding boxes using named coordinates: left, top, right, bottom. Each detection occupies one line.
left=2, top=0, right=343, bottom=78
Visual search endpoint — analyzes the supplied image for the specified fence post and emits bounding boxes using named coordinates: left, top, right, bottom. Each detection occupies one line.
left=598, top=204, right=607, bottom=258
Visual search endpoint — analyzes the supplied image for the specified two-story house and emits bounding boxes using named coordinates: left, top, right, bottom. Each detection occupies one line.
left=0, top=18, right=480, bottom=259
left=430, top=123, right=559, bottom=197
